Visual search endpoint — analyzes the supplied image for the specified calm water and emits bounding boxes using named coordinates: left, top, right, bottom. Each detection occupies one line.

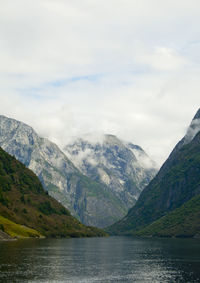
left=0, top=236, right=200, bottom=282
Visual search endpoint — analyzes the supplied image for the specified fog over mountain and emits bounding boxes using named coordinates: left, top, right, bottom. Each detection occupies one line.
left=1, top=1, right=200, bottom=166
left=108, top=108, right=200, bottom=236
left=183, top=109, right=200, bottom=145
left=0, top=115, right=157, bottom=227
left=65, top=134, right=157, bottom=209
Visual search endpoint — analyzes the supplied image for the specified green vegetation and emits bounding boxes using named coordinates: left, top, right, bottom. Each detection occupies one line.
left=107, top=131, right=200, bottom=236
left=135, top=194, right=200, bottom=238
left=0, top=215, right=42, bottom=238
left=0, top=147, right=107, bottom=238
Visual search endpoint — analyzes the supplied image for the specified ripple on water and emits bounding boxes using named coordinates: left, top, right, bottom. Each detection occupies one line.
left=0, top=237, right=200, bottom=282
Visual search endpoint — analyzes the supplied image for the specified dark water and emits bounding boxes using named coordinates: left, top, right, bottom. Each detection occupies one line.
left=0, top=236, right=200, bottom=282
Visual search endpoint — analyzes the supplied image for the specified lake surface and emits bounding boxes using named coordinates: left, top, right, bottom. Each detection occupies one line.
left=0, top=236, right=200, bottom=282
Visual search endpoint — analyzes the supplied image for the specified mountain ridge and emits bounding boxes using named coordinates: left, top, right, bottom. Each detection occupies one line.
left=0, top=147, right=106, bottom=238
left=107, top=108, right=200, bottom=236
left=64, top=134, right=157, bottom=211
left=0, top=115, right=156, bottom=227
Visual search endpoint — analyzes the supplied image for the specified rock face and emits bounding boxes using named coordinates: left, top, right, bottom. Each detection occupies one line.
left=0, top=230, right=13, bottom=241
left=0, top=115, right=78, bottom=213
left=0, top=116, right=157, bottom=228
left=0, top=116, right=156, bottom=227
left=0, top=147, right=106, bottom=238
left=108, top=108, right=200, bottom=235
left=65, top=134, right=157, bottom=210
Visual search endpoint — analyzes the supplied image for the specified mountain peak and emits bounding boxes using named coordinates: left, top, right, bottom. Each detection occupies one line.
left=183, top=109, right=200, bottom=145
left=104, top=134, right=117, bottom=140
left=108, top=108, right=200, bottom=236
left=193, top=108, right=200, bottom=120
left=103, top=134, right=122, bottom=145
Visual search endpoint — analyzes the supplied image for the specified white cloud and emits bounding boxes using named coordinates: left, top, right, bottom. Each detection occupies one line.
left=184, top=118, right=200, bottom=145
left=0, top=0, right=200, bottom=166
left=138, top=47, right=187, bottom=71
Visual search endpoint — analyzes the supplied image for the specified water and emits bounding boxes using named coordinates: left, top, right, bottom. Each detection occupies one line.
left=0, top=236, right=200, bottom=282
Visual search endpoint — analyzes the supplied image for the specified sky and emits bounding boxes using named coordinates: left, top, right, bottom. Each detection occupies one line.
left=0, top=0, right=200, bottom=166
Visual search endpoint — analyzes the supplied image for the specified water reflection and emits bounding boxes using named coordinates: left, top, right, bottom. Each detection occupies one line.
left=0, top=237, right=200, bottom=282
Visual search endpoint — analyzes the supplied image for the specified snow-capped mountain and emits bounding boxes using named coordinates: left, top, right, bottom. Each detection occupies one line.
left=0, top=116, right=127, bottom=227
left=64, top=134, right=158, bottom=209
left=0, top=116, right=157, bottom=228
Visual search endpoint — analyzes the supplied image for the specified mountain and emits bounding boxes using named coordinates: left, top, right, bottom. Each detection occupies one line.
left=135, top=194, right=200, bottom=238
left=0, top=115, right=132, bottom=227
left=0, top=147, right=106, bottom=238
left=0, top=215, right=42, bottom=239
left=108, top=109, right=200, bottom=236
left=65, top=134, right=157, bottom=210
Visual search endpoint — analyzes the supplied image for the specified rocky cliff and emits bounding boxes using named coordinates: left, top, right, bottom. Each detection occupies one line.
left=65, top=134, right=157, bottom=209
left=108, top=109, right=200, bottom=236
left=0, top=116, right=145, bottom=227
left=0, top=147, right=106, bottom=238
left=0, top=116, right=157, bottom=228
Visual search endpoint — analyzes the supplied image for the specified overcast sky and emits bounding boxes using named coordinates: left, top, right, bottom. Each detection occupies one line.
left=0, top=0, right=200, bottom=166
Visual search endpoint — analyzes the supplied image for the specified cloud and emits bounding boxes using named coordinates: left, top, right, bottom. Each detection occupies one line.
left=184, top=118, right=200, bottom=145
left=138, top=47, right=187, bottom=71
left=0, top=0, right=200, bottom=166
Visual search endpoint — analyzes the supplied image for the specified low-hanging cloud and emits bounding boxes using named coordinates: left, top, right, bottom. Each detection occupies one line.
left=0, top=0, right=200, bottom=166
left=184, top=118, right=200, bottom=145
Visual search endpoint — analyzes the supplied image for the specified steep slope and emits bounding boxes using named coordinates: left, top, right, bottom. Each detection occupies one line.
left=0, top=115, right=125, bottom=227
left=135, top=194, right=200, bottom=238
left=65, top=134, right=157, bottom=210
left=0, top=147, right=106, bottom=238
left=0, top=229, right=13, bottom=241
left=0, top=215, right=42, bottom=239
left=108, top=109, right=200, bottom=235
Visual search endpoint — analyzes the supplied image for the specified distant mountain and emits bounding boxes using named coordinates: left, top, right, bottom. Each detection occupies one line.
left=65, top=134, right=157, bottom=210
left=0, top=115, right=134, bottom=227
left=108, top=109, right=200, bottom=236
left=0, top=147, right=106, bottom=238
